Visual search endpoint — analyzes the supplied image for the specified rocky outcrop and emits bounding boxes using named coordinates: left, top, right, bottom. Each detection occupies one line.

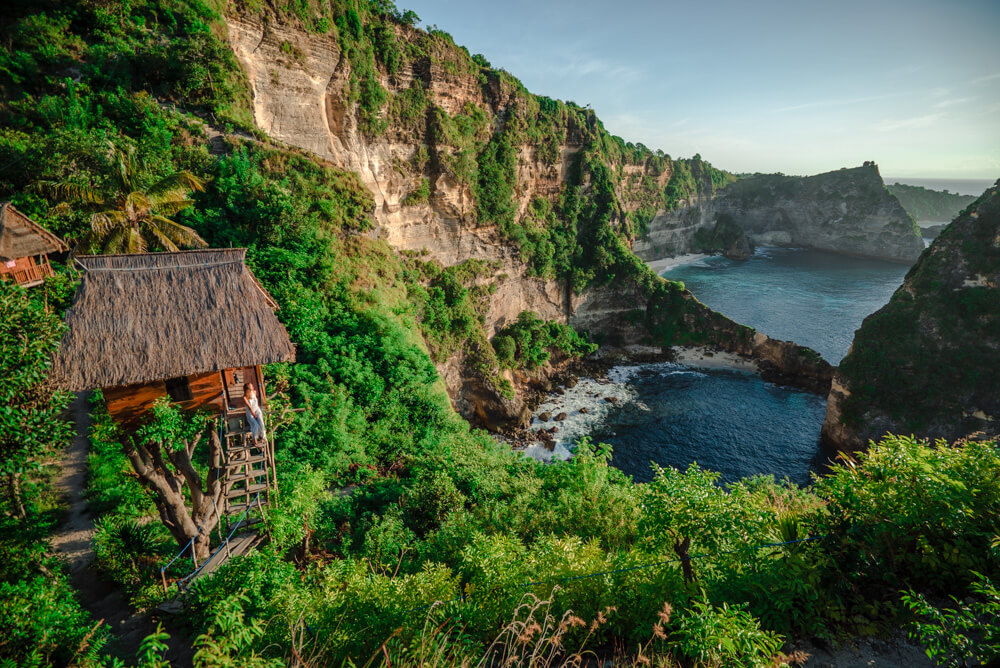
left=822, top=181, right=1000, bottom=452
left=636, top=165, right=925, bottom=264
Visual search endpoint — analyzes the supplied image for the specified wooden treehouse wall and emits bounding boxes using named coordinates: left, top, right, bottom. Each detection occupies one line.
left=104, top=371, right=225, bottom=426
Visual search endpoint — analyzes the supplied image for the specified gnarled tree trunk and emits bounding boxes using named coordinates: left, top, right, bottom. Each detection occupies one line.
left=124, top=426, right=223, bottom=561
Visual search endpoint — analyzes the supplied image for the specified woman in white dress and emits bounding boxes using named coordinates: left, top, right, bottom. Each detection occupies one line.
left=242, top=383, right=267, bottom=443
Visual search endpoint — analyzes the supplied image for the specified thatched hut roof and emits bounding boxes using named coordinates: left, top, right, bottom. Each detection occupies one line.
left=0, top=203, right=68, bottom=259
left=55, top=249, right=295, bottom=391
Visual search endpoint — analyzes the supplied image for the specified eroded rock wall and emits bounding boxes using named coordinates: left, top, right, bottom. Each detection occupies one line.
left=636, top=165, right=925, bottom=263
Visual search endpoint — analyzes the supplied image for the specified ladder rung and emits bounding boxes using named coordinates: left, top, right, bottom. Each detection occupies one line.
left=226, top=455, right=267, bottom=467
left=226, top=499, right=267, bottom=516
left=226, top=445, right=267, bottom=456
left=226, top=469, right=269, bottom=482
left=227, top=483, right=268, bottom=499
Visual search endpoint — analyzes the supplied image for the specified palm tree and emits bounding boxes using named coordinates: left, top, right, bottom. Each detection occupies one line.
left=48, top=142, right=208, bottom=254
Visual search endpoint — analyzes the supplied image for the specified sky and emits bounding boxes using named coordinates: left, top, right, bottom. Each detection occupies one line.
left=398, top=0, right=1000, bottom=179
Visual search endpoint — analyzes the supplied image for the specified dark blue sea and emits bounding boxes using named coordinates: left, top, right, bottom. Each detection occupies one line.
left=593, top=247, right=911, bottom=484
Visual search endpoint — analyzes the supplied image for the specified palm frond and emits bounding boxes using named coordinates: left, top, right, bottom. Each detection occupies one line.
left=90, top=210, right=128, bottom=236
left=147, top=171, right=206, bottom=200
left=151, top=199, right=195, bottom=217
left=106, top=141, right=145, bottom=194
left=127, top=227, right=146, bottom=254
left=146, top=223, right=181, bottom=253
left=100, top=226, right=131, bottom=254
left=147, top=215, right=208, bottom=249
left=40, top=180, right=106, bottom=206
left=124, top=191, right=152, bottom=216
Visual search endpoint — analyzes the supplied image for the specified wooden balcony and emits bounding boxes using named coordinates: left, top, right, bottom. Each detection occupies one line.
left=1, top=255, right=53, bottom=288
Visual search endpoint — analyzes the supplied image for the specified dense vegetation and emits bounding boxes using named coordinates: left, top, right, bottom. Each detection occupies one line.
left=1, top=1, right=998, bottom=666
left=887, top=182, right=977, bottom=222
left=836, top=183, right=1000, bottom=441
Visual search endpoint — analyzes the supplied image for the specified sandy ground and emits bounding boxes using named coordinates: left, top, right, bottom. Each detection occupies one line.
left=645, top=252, right=709, bottom=274
left=670, top=345, right=759, bottom=372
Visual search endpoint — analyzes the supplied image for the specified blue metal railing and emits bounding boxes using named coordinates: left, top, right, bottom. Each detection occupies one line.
left=172, top=492, right=262, bottom=592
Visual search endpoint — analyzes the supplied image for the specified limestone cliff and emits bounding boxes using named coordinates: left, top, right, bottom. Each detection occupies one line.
left=635, top=165, right=924, bottom=263
left=822, top=181, right=1000, bottom=451
left=222, top=4, right=831, bottom=427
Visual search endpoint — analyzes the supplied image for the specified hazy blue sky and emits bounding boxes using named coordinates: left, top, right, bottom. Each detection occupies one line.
left=399, top=0, right=1000, bottom=178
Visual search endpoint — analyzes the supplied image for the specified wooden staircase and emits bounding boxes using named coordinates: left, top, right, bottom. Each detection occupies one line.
left=222, top=411, right=276, bottom=515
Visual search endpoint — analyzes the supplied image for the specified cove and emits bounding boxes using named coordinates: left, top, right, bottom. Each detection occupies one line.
left=532, top=247, right=911, bottom=483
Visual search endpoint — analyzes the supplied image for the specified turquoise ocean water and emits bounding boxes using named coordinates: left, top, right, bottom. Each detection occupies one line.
left=594, top=248, right=910, bottom=484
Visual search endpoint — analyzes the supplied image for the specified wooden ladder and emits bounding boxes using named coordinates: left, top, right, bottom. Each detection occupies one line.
left=222, top=411, right=275, bottom=515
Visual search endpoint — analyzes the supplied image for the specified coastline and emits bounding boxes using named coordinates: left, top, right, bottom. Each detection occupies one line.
left=646, top=253, right=709, bottom=274
left=511, top=345, right=759, bottom=463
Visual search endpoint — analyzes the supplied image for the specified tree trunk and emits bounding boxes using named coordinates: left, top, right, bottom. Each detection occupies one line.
left=5, top=473, right=25, bottom=518
left=124, top=427, right=224, bottom=562
left=674, top=536, right=695, bottom=583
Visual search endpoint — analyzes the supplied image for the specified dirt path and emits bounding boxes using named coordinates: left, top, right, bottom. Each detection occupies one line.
left=50, top=392, right=96, bottom=569
left=50, top=392, right=193, bottom=665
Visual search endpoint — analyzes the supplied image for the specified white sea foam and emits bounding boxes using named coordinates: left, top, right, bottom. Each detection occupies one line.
left=520, top=361, right=709, bottom=463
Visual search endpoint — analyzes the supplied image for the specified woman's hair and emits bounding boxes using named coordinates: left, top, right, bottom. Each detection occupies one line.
left=243, top=383, right=254, bottom=393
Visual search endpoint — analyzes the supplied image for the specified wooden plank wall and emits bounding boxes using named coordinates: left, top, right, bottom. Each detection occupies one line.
left=104, top=371, right=225, bottom=427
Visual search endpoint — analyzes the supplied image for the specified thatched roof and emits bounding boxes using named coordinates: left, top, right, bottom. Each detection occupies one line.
left=55, top=249, right=295, bottom=391
left=0, top=203, right=68, bottom=259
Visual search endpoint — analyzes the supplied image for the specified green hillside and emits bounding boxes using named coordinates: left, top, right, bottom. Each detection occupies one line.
left=1, top=1, right=998, bottom=665
left=887, top=182, right=977, bottom=221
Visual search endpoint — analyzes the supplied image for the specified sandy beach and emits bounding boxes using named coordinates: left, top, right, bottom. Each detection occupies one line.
left=670, top=346, right=759, bottom=372
left=646, top=253, right=709, bottom=274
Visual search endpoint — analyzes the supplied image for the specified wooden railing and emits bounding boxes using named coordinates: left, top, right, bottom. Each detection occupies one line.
left=2, top=256, right=53, bottom=287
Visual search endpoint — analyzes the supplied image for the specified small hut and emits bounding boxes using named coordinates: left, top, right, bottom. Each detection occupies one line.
left=55, top=248, right=295, bottom=423
left=55, top=249, right=296, bottom=512
left=0, top=203, right=68, bottom=287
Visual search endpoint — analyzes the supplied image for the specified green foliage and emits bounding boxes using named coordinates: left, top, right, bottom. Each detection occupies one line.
left=0, top=281, right=72, bottom=517
left=92, top=512, right=172, bottom=606
left=192, top=595, right=284, bottom=667
left=887, top=182, right=976, bottom=222
left=0, top=573, right=107, bottom=666
left=401, top=176, right=431, bottom=205
left=672, top=598, right=784, bottom=667
left=903, top=571, right=1000, bottom=666
left=814, top=435, right=1000, bottom=593
left=85, top=394, right=155, bottom=518
left=492, top=310, right=597, bottom=370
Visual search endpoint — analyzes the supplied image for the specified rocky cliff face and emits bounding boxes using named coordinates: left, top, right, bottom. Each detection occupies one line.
left=635, top=165, right=924, bottom=263
left=822, top=181, right=1000, bottom=451
left=223, top=7, right=831, bottom=427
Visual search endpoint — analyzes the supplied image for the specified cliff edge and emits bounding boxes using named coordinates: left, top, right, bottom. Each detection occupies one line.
left=822, top=181, right=1000, bottom=451
left=635, top=164, right=924, bottom=263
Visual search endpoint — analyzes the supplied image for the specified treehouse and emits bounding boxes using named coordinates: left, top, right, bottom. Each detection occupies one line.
left=0, top=202, right=68, bottom=287
left=54, top=248, right=296, bottom=513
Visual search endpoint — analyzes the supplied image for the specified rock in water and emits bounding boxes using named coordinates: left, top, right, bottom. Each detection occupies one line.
left=823, top=180, right=1000, bottom=451
left=554, top=412, right=568, bottom=421
left=538, top=412, right=551, bottom=422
